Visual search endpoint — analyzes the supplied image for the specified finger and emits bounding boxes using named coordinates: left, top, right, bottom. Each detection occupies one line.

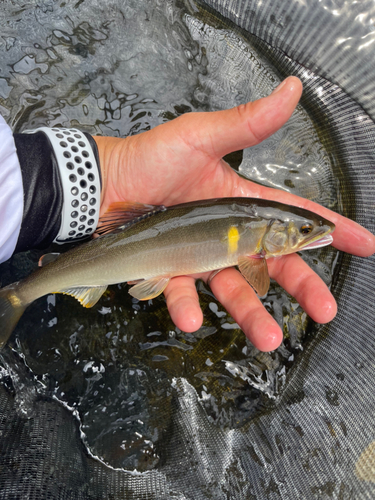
left=267, top=253, right=337, bottom=323
left=164, top=275, right=204, bottom=333
left=208, top=267, right=283, bottom=352
left=176, top=76, right=303, bottom=160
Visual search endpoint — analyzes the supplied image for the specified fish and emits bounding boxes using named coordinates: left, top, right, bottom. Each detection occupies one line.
left=0, top=197, right=335, bottom=348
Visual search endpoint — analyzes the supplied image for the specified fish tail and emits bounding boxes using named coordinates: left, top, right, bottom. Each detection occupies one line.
left=0, top=284, right=26, bottom=348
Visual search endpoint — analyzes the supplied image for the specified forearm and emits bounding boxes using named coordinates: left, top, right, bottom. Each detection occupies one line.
left=0, top=121, right=102, bottom=263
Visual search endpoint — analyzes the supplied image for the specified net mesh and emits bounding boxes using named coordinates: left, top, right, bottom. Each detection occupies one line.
left=0, top=0, right=374, bottom=498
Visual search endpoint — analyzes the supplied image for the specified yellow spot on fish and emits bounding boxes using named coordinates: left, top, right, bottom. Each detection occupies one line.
left=227, top=226, right=240, bottom=254
left=8, top=293, right=22, bottom=308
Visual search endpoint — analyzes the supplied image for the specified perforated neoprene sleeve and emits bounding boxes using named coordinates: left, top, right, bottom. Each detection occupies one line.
left=13, top=131, right=100, bottom=252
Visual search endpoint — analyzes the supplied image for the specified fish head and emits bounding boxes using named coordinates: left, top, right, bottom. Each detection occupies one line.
left=262, top=208, right=335, bottom=257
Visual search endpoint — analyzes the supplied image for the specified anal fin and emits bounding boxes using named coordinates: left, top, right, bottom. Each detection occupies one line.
left=57, top=285, right=107, bottom=308
left=238, top=256, right=270, bottom=296
left=128, top=276, right=170, bottom=300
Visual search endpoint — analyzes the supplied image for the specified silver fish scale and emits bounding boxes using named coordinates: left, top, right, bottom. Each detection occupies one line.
left=15, top=203, right=271, bottom=302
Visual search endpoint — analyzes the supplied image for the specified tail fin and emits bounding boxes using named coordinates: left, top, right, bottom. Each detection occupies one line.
left=0, top=284, right=26, bottom=348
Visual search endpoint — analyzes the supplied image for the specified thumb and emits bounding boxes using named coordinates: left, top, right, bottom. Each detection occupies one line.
left=180, top=76, right=303, bottom=160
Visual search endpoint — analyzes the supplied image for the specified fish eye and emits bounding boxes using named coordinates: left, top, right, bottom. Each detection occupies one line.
left=300, top=224, right=313, bottom=235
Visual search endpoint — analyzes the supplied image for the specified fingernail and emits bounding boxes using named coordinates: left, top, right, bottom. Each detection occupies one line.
left=271, top=78, right=288, bottom=95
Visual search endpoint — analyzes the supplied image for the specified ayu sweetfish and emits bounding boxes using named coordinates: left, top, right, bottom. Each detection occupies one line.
left=0, top=198, right=335, bottom=347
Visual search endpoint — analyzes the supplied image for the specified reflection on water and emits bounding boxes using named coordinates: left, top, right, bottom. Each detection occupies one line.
left=0, top=0, right=340, bottom=471
left=185, top=12, right=339, bottom=208
left=0, top=0, right=211, bottom=133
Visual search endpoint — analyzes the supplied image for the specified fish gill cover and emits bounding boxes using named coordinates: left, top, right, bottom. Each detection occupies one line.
left=0, top=0, right=374, bottom=498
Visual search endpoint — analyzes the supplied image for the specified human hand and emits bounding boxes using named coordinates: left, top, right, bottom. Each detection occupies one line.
left=94, top=76, right=375, bottom=352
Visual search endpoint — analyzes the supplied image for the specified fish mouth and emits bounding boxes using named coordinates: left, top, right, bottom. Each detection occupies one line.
left=301, top=233, right=334, bottom=251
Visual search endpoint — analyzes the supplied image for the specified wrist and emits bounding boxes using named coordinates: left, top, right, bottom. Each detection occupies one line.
left=93, top=135, right=131, bottom=216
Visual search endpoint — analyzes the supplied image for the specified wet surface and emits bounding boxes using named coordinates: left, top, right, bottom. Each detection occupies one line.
left=0, top=0, right=341, bottom=472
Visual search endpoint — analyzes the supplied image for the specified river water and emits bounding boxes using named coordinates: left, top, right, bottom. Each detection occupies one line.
left=0, top=0, right=340, bottom=471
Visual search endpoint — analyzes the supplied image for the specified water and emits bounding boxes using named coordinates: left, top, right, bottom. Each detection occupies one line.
left=185, top=11, right=339, bottom=208
left=0, top=0, right=209, bottom=133
left=0, top=0, right=340, bottom=472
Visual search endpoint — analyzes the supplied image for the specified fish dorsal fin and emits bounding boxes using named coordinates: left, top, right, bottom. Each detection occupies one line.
left=96, top=201, right=166, bottom=235
left=38, top=253, right=60, bottom=267
left=57, top=285, right=107, bottom=308
left=128, top=276, right=170, bottom=301
left=238, top=256, right=270, bottom=297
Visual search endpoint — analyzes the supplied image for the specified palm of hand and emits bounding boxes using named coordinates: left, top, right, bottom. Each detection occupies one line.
left=95, top=77, right=375, bottom=351
left=106, top=117, right=242, bottom=207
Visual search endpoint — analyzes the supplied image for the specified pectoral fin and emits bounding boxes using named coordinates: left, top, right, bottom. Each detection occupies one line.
left=128, top=276, right=170, bottom=300
left=57, top=285, right=107, bottom=307
left=238, top=256, right=270, bottom=296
